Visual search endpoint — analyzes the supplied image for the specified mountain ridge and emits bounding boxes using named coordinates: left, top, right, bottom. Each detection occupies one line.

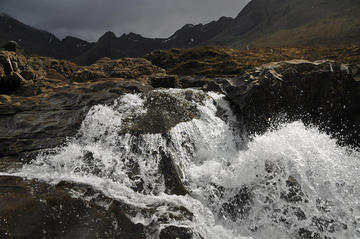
left=1, top=0, right=360, bottom=65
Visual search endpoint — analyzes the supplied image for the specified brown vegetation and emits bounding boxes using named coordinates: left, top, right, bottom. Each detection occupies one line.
left=146, top=45, right=360, bottom=76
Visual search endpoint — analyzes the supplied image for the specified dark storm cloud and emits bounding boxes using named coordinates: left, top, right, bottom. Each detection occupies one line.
left=0, top=0, right=250, bottom=42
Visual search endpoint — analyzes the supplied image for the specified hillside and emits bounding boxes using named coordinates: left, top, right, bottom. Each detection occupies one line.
left=0, top=13, right=93, bottom=59
left=209, top=0, right=360, bottom=47
left=73, top=17, right=234, bottom=65
left=146, top=45, right=360, bottom=76
left=1, top=0, right=360, bottom=64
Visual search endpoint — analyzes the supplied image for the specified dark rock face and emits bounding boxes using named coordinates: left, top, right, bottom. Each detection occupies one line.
left=180, top=76, right=223, bottom=92
left=0, top=51, right=40, bottom=96
left=1, top=49, right=359, bottom=238
left=2, top=40, right=22, bottom=52
left=121, top=90, right=200, bottom=134
left=159, top=148, right=189, bottom=196
left=0, top=176, right=147, bottom=239
left=0, top=175, right=197, bottom=238
left=150, top=74, right=180, bottom=88
left=0, top=14, right=92, bottom=60
left=0, top=51, right=171, bottom=160
left=223, top=60, right=360, bottom=147
left=159, top=225, right=193, bottom=239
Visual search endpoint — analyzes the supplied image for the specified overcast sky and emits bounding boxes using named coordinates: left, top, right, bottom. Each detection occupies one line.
left=0, top=0, right=250, bottom=42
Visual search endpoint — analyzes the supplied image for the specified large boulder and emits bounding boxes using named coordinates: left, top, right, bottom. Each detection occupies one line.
left=0, top=51, right=186, bottom=160
left=0, top=176, right=196, bottom=238
left=0, top=51, right=40, bottom=96
left=82, top=57, right=166, bottom=79
left=223, top=60, right=360, bottom=147
left=0, top=78, right=153, bottom=159
left=120, top=90, right=200, bottom=134
left=0, top=176, right=147, bottom=239
left=2, top=41, right=22, bottom=52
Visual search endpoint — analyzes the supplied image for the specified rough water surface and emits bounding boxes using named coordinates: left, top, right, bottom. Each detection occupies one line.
left=1, top=89, right=359, bottom=239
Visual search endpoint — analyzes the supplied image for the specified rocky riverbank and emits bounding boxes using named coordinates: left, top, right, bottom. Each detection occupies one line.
left=0, top=48, right=359, bottom=238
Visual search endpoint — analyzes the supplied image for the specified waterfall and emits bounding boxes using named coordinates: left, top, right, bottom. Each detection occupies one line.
left=4, top=89, right=360, bottom=239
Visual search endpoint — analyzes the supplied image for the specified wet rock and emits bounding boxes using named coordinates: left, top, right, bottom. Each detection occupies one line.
left=159, top=225, right=193, bottom=239
left=223, top=60, right=360, bottom=147
left=121, top=90, right=201, bottom=134
left=0, top=156, right=22, bottom=172
left=281, top=176, right=307, bottom=203
left=219, top=186, right=253, bottom=221
left=292, top=228, right=321, bottom=239
left=78, top=151, right=106, bottom=177
left=0, top=78, right=153, bottom=159
left=180, top=76, right=223, bottom=92
left=159, top=148, right=188, bottom=196
left=350, top=64, right=360, bottom=81
left=0, top=176, right=148, bottom=239
left=311, top=216, right=347, bottom=234
left=1, top=50, right=177, bottom=161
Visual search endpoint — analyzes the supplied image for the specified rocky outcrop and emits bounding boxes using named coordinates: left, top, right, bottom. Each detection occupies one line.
left=0, top=51, right=177, bottom=161
left=0, top=49, right=196, bottom=237
left=0, top=51, right=40, bottom=96
left=2, top=40, right=22, bottom=52
left=0, top=14, right=92, bottom=60
left=1, top=49, right=359, bottom=238
left=146, top=45, right=360, bottom=77
left=222, top=59, right=360, bottom=146
left=120, top=90, right=200, bottom=134
left=0, top=176, right=167, bottom=239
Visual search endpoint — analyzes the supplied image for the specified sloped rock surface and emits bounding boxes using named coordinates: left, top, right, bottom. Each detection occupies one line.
left=0, top=51, right=174, bottom=160
left=223, top=59, right=360, bottom=146
left=0, top=176, right=148, bottom=239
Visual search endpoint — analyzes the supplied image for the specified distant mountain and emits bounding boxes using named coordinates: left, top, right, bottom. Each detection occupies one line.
left=73, top=17, right=234, bottom=65
left=60, top=36, right=94, bottom=59
left=208, top=0, right=360, bottom=47
left=1, top=0, right=360, bottom=65
left=0, top=13, right=92, bottom=59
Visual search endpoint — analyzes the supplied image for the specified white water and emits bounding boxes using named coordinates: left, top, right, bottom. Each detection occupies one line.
left=2, top=89, right=360, bottom=239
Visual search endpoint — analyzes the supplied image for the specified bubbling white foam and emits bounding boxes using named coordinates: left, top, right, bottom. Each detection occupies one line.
left=2, top=89, right=359, bottom=239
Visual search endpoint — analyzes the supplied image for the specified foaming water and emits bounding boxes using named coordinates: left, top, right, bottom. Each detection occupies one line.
left=2, top=89, right=360, bottom=239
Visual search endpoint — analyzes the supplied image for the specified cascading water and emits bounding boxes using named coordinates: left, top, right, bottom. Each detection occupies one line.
left=2, top=89, right=360, bottom=239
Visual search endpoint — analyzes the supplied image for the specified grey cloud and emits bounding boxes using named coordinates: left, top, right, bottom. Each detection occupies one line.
left=0, top=0, right=250, bottom=41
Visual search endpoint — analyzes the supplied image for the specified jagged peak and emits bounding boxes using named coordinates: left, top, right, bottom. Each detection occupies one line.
left=62, top=35, right=89, bottom=43
left=98, top=31, right=117, bottom=42
left=127, top=32, right=141, bottom=37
